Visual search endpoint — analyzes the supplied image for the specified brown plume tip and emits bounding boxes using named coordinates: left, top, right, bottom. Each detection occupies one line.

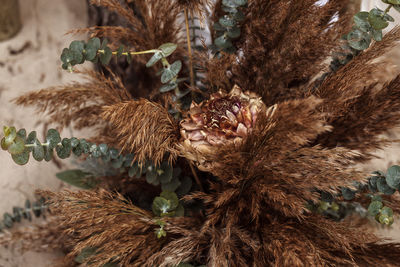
left=101, top=99, right=179, bottom=165
left=179, top=85, right=264, bottom=170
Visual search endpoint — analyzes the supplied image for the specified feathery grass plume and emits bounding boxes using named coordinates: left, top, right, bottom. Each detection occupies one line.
left=314, top=27, right=400, bottom=156
left=101, top=99, right=179, bottom=165
left=14, top=70, right=131, bottom=131
left=40, top=189, right=201, bottom=267
left=229, top=0, right=350, bottom=105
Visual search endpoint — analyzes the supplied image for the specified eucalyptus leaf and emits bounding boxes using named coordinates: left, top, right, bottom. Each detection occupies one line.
left=353, top=12, right=371, bottom=32
left=160, top=191, right=179, bottom=210
left=158, top=43, right=177, bottom=57
left=152, top=197, right=171, bottom=216
left=227, top=26, right=241, bottom=39
left=341, top=187, right=356, bottom=200
left=56, top=169, right=97, bottom=189
left=368, top=200, right=383, bottom=216
left=160, top=82, right=178, bottom=93
left=146, top=52, right=163, bottom=67
left=161, top=176, right=181, bottom=192
left=377, top=177, right=396, bottom=195
left=386, top=165, right=400, bottom=189
left=46, top=129, right=61, bottom=149
left=32, top=139, right=44, bottom=161
left=100, top=46, right=113, bottom=65
left=368, top=8, right=390, bottom=30
left=219, top=15, right=236, bottom=28
left=371, top=28, right=383, bottom=41
left=8, top=136, right=25, bottom=154
left=11, top=150, right=29, bottom=165
left=161, top=60, right=182, bottom=84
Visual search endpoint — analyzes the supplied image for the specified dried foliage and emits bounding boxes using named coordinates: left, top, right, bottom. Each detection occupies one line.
left=14, top=70, right=131, bottom=132
left=9, top=0, right=400, bottom=266
left=227, top=0, right=351, bottom=105
left=101, top=99, right=179, bottom=164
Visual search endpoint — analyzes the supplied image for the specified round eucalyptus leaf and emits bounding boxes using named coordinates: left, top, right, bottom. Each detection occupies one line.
left=341, top=187, right=356, bottom=200
left=176, top=176, right=192, bottom=196
left=161, top=176, right=181, bottom=192
left=222, top=0, right=240, bottom=8
left=158, top=43, right=177, bottom=57
left=213, top=22, right=226, bottom=32
left=233, top=0, right=247, bottom=5
left=26, top=131, right=38, bottom=145
left=117, top=45, right=124, bottom=57
left=159, top=162, right=173, bottom=183
left=160, top=191, right=179, bottom=210
left=368, top=8, right=390, bottom=30
left=152, top=196, right=171, bottom=216
left=371, top=28, right=383, bottom=41
left=368, top=200, right=383, bottom=216
left=146, top=52, right=163, bottom=67
left=16, top=128, right=26, bottom=141
left=386, top=165, right=400, bottom=189
left=46, top=129, right=61, bottom=149
left=98, top=143, right=108, bottom=155
left=146, top=167, right=159, bottom=185
left=377, top=177, right=396, bottom=195
left=161, top=60, right=182, bottom=84
left=215, top=34, right=233, bottom=49
left=8, top=136, right=25, bottom=155
left=32, top=139, right=44, bottom=161
left=160, top=82, right=178, bottom=93
left=4, top=126, right=17, bottom=145
left=70, top=137, right=80, bottom=148
left=44, top=147, right=53, bottom=162
left=12, top=149, right=29, bottom=165
left=227, top=26, right=241, bottom=39
left=353, top=11, right=371, bottom=32
left=219, top=15, right=236, bottom=28
left=69, top=40, right=85, bottom=53
left=100, top=46, right=113, bottom=65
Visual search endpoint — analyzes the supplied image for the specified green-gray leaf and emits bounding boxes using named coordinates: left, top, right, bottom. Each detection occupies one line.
left=100, top=46, right=113, bottom=65
left=368, top=200, right=383, bottom=216
left=368, top=8, right=390, bottom=30
left=158, top=43, right=177, bottom=57
left=161, top=60, right=182, bottom=84
left=377, top=177, right=396, bottom=195
left=46, top=129, right=61, bottom=149
left=386, top=165, right=400, bottom=189
left=56, top=169, right=97, bottom=189
left=353, top=12, right=371, bottom=32
left=146, top=52, right=163, bottom=67
left=12, top=149, right=29, bottom=165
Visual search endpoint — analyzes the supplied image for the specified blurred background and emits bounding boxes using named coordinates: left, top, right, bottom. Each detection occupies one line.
left=0, top=0, right=400, bottom=266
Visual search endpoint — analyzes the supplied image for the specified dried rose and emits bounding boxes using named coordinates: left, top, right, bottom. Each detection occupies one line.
left=179, top=85, right=264, bottom=170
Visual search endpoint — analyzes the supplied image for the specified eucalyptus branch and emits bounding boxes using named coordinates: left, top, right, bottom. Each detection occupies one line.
left=1, top=126, right=193, bottom=194
left=60, top=38, right=188, bottom=102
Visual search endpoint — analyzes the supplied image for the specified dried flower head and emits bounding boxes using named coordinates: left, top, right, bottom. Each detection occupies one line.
left=179, top=85, right=264, bottom=170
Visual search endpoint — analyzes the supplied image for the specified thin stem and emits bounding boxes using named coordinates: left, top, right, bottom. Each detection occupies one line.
left=384, top=4, right=392, bottom=16
left=184, top=8, right=195, bottom=89
left=188, top=161, right=204, bottom=192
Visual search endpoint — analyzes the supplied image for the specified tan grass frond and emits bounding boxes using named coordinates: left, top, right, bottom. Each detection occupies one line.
left=315, top=27, right=400, bottom=155
left=40, top=189, right=202, bottom=267
left=101, top=99, right=179, bottom=165
left=14, top=70, right=131, bottom=132
left=231, top=0, right=351, bottom=105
